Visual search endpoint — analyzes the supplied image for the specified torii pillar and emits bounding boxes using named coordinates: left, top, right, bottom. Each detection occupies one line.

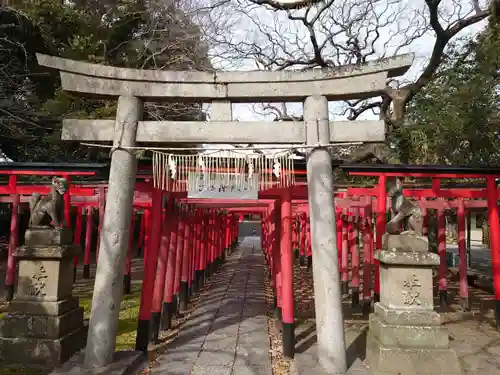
left=305, top=96, right=346, bottom=372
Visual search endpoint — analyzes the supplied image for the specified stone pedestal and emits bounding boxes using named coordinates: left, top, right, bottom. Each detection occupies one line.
left=367, top=233, right=463, bottom=375
left=0, top=229, right=87, bottom=368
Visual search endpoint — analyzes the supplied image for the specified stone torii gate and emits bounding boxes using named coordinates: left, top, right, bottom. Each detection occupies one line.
left=37, top=53, right=413, bottom=373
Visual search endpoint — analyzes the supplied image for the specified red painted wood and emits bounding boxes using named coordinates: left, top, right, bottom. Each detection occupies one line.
left=457, top=200, right=468, bottom=301
left=486, top=177, right=500, bottom=301
left=280, top=188, right=294, bottom=325
left=139, top=188, right=163, bottom=321
left=5, top=189, right=19, bottom=297
left=83, top=207, right=93, bottom=268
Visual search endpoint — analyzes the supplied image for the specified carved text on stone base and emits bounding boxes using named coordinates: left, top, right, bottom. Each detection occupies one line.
left=402, top=273, right=422, bottom=306
left=28, top=261, right=48, bottom=297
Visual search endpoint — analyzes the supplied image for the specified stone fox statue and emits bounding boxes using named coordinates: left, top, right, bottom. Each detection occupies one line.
left=342, top=144, right=424, bottom=236
left=386, top=177, right=423, bottom=235
left=28, top=177, right=68, bottom=229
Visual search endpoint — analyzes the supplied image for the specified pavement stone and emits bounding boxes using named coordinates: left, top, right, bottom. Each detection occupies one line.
left=151, top=237, right=272, bottom=375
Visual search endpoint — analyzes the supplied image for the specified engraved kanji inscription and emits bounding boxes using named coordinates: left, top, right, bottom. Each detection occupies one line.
left=402, top=273, right=422, bottom=306
left=28, top=261, right=48, bottom=297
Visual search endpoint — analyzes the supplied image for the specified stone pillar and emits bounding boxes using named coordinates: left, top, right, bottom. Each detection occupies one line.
left=367, top=233, right=463, bottom=375
left=304, top=95, right=347, bottom=373
left=84, top=95, right=143, bottom=368
left=0, top=229, right=86, bottom=367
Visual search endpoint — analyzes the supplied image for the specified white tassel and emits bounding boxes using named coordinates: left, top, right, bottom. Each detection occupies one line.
left=248, top=158, right=254, bottom=181
left=168, top=154, right=177, bottom=180
left=273, top=156, right=281, bottom=179
left=198, top=155, right=206, bottom=186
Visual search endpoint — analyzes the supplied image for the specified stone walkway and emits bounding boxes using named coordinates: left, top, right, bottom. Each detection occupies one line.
left=151, top=237, right=272, bottom=375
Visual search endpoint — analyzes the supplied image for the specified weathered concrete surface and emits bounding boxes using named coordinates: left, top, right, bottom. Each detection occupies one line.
left=305, top=95, right=347, bottom=374
left=292, top=320, right=370, bottom=375
left=36, top=53, right=413, bottom=101
left=0, top=236, right=86, bottom=368
left=368, top=237, right=462, bottom=375
left=50, top=350, right=145, bottom=375
left=24, top=228, right=73, bottom=246
left=84, top=95, right=142, bottom=368
left=382, top=233, right=429, bottom=253
left=61, top=119, right=385, bottom=144
left=150, top=237, right=272, bottom=375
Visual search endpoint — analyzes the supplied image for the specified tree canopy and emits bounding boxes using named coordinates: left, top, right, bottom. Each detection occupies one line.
left=0, top=0, right=211, bottom=162
left=398, top=21, right=500, bottom=166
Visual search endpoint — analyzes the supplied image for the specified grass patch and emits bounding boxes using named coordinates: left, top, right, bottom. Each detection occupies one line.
left=76, top=285, right=142, bottom=351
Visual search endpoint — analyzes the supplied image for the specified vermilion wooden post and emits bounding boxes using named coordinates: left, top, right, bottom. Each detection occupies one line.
left=151, top=205, right=170, bottom=339
left=351, top=208, right=360, bottom=308
left=374, top=175, right=387, bottom=302
left=137, top=212, right=145, bottom=257
left=214, top=211, right=220, bottom=269
left=208, top=210, right=215, bottom=276
left=336, top=208, right=342, bottom=269
left=219, top=213, right=224, bottom=265
left=362, top=200, right=373, bottom=315
left=143, top=209, right=151, bottom=260
left=437, top=199, right=448, bottom=307
left=202, top=210, right=210, bottom=281
left=63, top=175, right=72, bottom=229
left=457, top=199, right=469, bottom=310
left=306, top=217, right=312, bottom=269
left=280, top=188, right=295, bottom=358
left=180, top=208, right=191, bottom=312
left=341, top=209, right=349, bottom=295
left=292, top=218, right=298, bottom=260
left=274, top=199, right=283, bottom=318
left=188, top=209, right=195, bottom=296
left=62, top=175, right=76, bottom=275
left=193, top=209, right=202, bottom=293
left=162, top=204, right=178, bottom=330
left=5, top=176, right=19, bottom=302
left=73, top=207, right=83, bottom=282
left=136, top=188, right=163, bottom=351
left=233, top=216, right=238, bottom=248
left=299, top=213, right=307, bottom=267
left=96, top=186, right=105, bottom=262
left=124, top=211, right=136, bottom=295
left=83, top=206, right=93, bottom=279
left=173, top=210, right=185, bottom=314
left=225, top=213, right=231, bottom=256
left=263, top=210, right=269, bottom=268
left=215, top=212, right=221, bottom=269
left=421, top=198, right=429, bottom=236
left=485, top=176, right=500, bottom=329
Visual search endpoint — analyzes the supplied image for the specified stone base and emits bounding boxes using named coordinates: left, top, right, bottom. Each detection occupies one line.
left=369, top=313, right=450, bottom=349
left=367, top=332, right=463, bottom=375
left=8, top=297, right=80, bottom=316
left=1, top=306, right=84, bottom=339
left=0, top=324, right=87, bottom=367
left=25, top=228, right=73, bottom=246
left=382, top=233, right=429, bottom=252
left=51, top=350, right=146, bottom=375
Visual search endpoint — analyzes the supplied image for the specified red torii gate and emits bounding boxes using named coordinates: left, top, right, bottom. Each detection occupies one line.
left=341, top=163, right=500, bottom=328
left=0, top=162, right=108, bottom=300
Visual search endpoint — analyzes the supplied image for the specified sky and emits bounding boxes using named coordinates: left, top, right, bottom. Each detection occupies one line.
left=0, top=1, right=489, bottom=161
left=198, top=0, right=489, bottom=154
